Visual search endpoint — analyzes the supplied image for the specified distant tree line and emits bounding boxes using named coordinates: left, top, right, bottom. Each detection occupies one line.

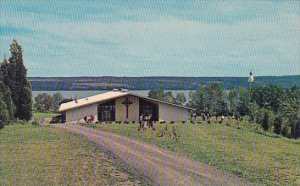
left=148, top=89, right=186, bottom=106
left=149, top=82, right=300, bottom=139
left=33, top=92, right=72, bottom=112
left=0, top=40, right=32, bottom=129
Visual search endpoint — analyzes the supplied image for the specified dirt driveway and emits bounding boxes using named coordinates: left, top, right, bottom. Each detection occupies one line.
left=54, top=124, right=254, bottom=186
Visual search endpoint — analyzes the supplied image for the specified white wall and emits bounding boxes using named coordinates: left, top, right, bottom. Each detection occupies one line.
left=159, top=103, right=189, bottom=122
left=66, top=104, right=98, bottom=123
left=64, top=97, right=190, bottom=123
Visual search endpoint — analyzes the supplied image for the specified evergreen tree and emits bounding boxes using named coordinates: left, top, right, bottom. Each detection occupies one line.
left=237, top=87, right=249, bottom=116
left=291, top=120, right=300, bottom=139
left=0, top=59, right=15, bottom=123
left=262, top=111, right=269, bottom=131
left=0, top=82, right=15, bottom=121
left=0, top=58, right=10, bottom=86
left=0, top=90, right=9, bottom=129
left=7, top=40, right=32, bottom=120
left=273, top=116, right=282, bottom=135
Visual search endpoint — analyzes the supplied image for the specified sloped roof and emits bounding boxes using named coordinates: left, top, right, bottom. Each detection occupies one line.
left=59, top=91, right=194, bottom=112
left=59, top=91, right=129, bottom=112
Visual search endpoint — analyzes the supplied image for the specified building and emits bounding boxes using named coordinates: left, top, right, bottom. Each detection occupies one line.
left=59, top=90, right=194, bottom=123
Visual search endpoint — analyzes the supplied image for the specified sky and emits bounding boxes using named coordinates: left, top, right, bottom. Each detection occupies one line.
left=0, top=0, right=299, bottom=77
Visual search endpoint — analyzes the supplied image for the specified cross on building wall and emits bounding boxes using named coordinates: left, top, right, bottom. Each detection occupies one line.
left=122, top=97, right=133, bottom=120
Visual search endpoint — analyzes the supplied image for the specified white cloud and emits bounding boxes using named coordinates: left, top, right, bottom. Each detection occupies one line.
left=1, top=1, right=299, bottom=76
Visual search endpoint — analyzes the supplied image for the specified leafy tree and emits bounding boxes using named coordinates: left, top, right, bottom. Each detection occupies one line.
left=251, top=84, right=284, bottom=113
left=193, top=86, right=206, bottom=114
left=187, top=91, right=196, bottom=107
left=188, top=83, right=226, bottom=116
left=281, top=86, right=300, bottom=138
left=237, top=87, right=249, bottom=116
left=262, top=111, right=269, bottom=131
left=228, top=88, right=239, bottom=116
left=148, top=89, right=164, bottom=101
left=281, top=123, right=290, bottom=138
left=248, top=102, right=259, bottom=122
left=51, top=93, right=63, bottom=111
left=34, top=93, right=53, bottom=112
left=163, top=91, right=175, bottom=103
left=273, top=116, right=282, bottom=135
left=208, top=82, right=226, bottom=116
left=175, top=93, right=186, bottom=106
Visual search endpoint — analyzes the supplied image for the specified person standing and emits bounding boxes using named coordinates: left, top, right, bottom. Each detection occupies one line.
left=138, top=114, right=144, bottom=131
left=149, top=114, right=156, bottom=131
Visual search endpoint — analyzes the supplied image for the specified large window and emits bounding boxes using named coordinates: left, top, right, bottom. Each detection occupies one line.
left=139, top=98, right=158, bottom=121
left=98, top=100, right=115, bottom=121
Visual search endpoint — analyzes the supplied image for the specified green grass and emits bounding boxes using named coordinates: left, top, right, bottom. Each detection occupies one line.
left=32, top=111, right=59, bottom=120
left=0, top=124, right=152, bottom=185
left=87, top=122, right=300, bottom=186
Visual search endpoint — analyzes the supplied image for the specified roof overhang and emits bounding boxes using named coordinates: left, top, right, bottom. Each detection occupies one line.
left=59, top=91, right=195, bottom=112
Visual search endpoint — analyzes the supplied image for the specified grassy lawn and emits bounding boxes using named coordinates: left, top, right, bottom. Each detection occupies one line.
left=0, top=125, right=152, bottom=185
left=32, top=111, right=59, bottom=120
left=87, top=122, right=300, bottom=186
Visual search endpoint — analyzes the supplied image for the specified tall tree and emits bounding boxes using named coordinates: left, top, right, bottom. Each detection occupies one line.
left=8, top=40, right=32, bottom=120
left=281, top=86, right=300, bottom=138
left=0, top=58, right=10, bottom=87
left=273, top=116, right=282, bottom=135
left=0, top=59, right=15, bottom=123
left=237, top=87, right=249, bottom=116
left=228, top=88, right=239, bottom=116
left=0, top=92, right=9, bottom=129
left=0, top=81, right=15, bottom=121
left=0, top=81, right=10, bottom=129
left=262, top=110, right=270, bottom=131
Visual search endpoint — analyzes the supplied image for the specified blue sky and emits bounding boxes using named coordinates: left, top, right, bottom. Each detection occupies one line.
left=0, top=0, right=299, bottom=77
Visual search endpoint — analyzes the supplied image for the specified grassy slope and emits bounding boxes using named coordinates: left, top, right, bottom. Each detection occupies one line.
left=0, top=125, right=152, bottom=185
left=88, top=123, right=300, bottom=186
left=32, top=111, right=59, bottom=120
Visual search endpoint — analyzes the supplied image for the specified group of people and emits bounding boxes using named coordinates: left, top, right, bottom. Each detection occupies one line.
left=191, top=111, right=229, bottom=123
left=138, top=114, right=155, bottom=131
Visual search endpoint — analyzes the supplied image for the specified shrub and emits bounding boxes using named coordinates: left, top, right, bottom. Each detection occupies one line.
left=31, top=119, right=39, bottom=126
left=281, top=124, right=291, bottom=138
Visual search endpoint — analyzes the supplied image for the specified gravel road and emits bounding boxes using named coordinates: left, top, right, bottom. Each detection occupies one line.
left=54, top=124, right=255, bottom=186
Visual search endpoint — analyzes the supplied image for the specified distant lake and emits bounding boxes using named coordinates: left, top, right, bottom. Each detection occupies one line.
left=32, top=90, right=192, bottom=99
